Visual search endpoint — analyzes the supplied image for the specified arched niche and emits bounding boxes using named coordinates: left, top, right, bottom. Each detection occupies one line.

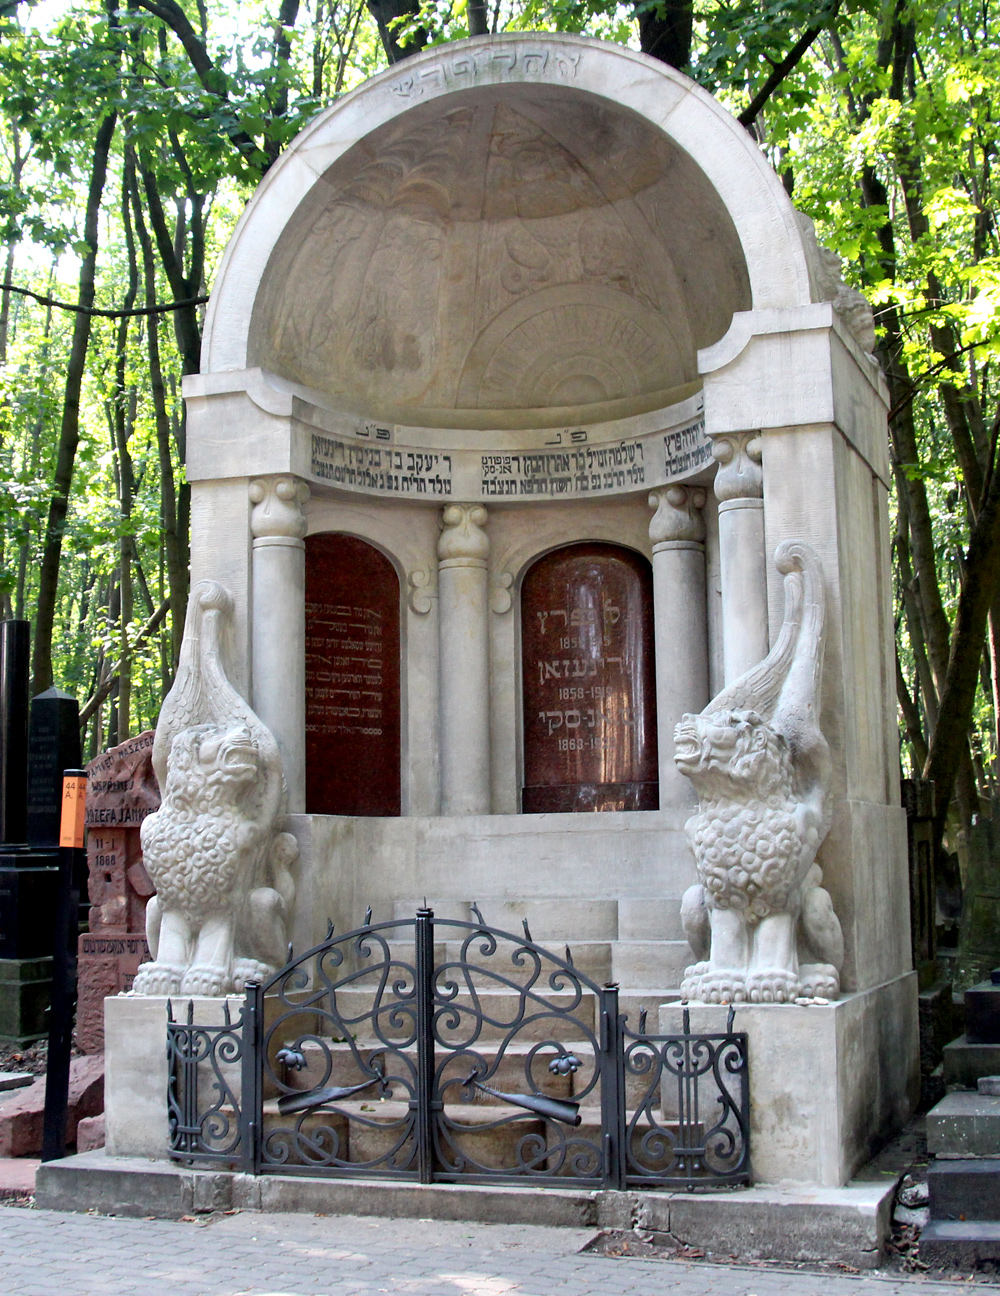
left=304, top=533, right=401, bottom=815
left=521, top=542, right=657, bottom=812
left=247, top=84, right=749, bottom=431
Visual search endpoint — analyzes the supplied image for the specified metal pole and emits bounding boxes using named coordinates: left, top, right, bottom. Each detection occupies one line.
left=599, top=983, right=625, bottom=1191
left=0, top=620, right=30, bottom=847
left=241, top=982, right=262, bottom=1173
left=414, top=907, right=435, bottom=1183
left=41, top=769, right=86, bottom=1162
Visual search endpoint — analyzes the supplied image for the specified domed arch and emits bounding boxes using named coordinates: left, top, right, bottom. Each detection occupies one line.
left=202, top=34, right=814, bottom=434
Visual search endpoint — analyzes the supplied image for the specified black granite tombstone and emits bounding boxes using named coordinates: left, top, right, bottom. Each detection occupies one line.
left=27, top=688, right=82, bottom=850
left=0, top=621, right=61, bottom=1042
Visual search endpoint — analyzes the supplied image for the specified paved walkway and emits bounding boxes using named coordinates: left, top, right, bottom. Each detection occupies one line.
left=0, top=1206, right=997, bottom=1296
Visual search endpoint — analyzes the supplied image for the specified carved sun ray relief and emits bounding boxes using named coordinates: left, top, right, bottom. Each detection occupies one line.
left=132, top=581, right=298, bottom=997
left=674, top=540, right=844, bottom=1005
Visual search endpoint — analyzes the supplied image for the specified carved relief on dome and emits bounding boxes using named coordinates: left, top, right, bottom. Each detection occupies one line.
left=251, top=86, right=748, bottom=420
left=458, top=285, right=686, bottom=410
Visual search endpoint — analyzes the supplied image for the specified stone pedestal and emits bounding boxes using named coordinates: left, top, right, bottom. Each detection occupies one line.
left=105, top=994, right=242, bottom=1159
left=660, top=972, right=919, bottom=1187
left=0, top=851, right=59, bottom=958
left=0, top=955, right=53, bottom=1045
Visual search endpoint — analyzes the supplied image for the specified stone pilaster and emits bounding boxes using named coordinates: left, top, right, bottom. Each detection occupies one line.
left=649, top=487, right=709, bottom=807
left=437, top=504, right=490, bottom=815
left=249, top=475, right=309, bottom=812
left=711, top=432, right=768, bottom=684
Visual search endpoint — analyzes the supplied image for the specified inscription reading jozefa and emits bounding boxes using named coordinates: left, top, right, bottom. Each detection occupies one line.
left=306, top=602, right=385, bottom=740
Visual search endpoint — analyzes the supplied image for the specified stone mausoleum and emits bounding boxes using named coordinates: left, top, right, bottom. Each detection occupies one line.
left=98, top=33, right=917, bottom=1192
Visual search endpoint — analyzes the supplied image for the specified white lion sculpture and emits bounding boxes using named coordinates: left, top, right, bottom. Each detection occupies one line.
left=674, top=540, right=844, bottom=1004
left=132, top=581, right=297, bottom=997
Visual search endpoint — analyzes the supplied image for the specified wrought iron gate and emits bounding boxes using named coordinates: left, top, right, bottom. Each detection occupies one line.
left=167, top=909, right=750, bottom=1190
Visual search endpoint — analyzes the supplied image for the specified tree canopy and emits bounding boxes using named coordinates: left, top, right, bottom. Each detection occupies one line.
left=0, top=0, right=998, bottom=890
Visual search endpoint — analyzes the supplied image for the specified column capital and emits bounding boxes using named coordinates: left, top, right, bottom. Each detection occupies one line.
left=249, top=475, right=310, bottom=543
left=648, top=486, right=706, bottom=548
left=438, top=503, right=489, bottom=566
left=710, top=432, right=763, bottom=502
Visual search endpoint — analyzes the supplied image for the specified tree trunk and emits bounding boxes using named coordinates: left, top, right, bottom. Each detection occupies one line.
left=32, top=112, right=117, bottom=695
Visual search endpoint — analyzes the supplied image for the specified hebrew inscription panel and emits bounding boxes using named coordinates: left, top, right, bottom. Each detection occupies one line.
left=521, top=543, right=657, bottom=813
left=305, top=534, right=401, bottom=816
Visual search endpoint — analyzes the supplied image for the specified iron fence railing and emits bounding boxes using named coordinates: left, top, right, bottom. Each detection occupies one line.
left=166, top=908, right=750, bottom=1190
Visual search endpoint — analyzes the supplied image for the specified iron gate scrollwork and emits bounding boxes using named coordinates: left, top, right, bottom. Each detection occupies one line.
left=167, top=908, right=750, bottom=1189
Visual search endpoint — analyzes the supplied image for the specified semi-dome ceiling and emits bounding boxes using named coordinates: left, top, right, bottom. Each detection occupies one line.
left=249, top=83, right=752, bottom=430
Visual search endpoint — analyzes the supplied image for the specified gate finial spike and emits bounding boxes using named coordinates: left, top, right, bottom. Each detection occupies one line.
left=682, top=1006, right=690, bottom=1035
left=287, top=942, right=294, bottom=963
left=727, top=1004, right=736, bottom=1033
left=166, top=999, right=173, bottom=1022
left=224, top=999, right=231, bottom=1026
left=565, top=944, right=574, bottom=966
left=326, top=918, right=335, bottom=939
left=364, top=905, right=373, bottom=927
left=470, top=902, right=485, bottom=930
left=522, top=917, right=533, bottom=944
left=638, top=1007, right=648, bottom=1035
left=187, top=999, right=194, bottom=1025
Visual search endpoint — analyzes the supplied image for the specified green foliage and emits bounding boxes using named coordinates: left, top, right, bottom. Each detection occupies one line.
left=0, top=0, right=996, bottom=838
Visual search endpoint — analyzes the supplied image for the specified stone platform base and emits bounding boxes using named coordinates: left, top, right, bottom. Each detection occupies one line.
left=35, top=1150, right=897, bottom=1269
left=920, top=1220, right=1000, bottom=1266
left=661, top=971, right=920, bottom=1187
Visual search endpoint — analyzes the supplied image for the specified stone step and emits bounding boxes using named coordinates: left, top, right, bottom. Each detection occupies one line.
left=943, top=1036, right=1000, bottom=1089
left=927, top=1091, right=1000, bottom=1158
left=920, top=1219, right=1000, bottom=1265
left=320, top=986, right=597, bottom=1041
left=928, top=1158, right=1000, bottom=1221
left=276, top=1037, right=658, bottom=1110
left=380, top=939, right=613, bottom=986
left=260, top=1097, right=680, bottom=1177
left=611, top=941, right=689, bottom=990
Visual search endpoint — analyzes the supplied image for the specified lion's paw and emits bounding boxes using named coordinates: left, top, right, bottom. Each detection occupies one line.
left=232, top=958, right=274, bottom=991
left=681, top=964, right=747, bottom=1004
left=132, top=962, right=184, bottom=996
left=798, top=963, right=840, bottom=999
left=744, top=968, right=799, bottom=1003
left=181, top=965, right=231, bottom=997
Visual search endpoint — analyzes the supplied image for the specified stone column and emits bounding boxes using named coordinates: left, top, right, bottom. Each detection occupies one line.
left=649, top=487, right=709, bottom=806
left=249, top=475, right=309, bottom=813
left=712, top=432, right=768, bottom=684
left=437, top=504, right=491, bottom=815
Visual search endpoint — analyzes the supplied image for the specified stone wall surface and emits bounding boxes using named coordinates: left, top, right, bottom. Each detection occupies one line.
left=77, top=732, right=159, bottom=1052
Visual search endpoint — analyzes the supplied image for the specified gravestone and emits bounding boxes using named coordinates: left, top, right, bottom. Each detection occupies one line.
left=305, top=533, right=401, bottom=816
left=0, top=621, right=61, bottom=1044
left=27, top=687, right=82, bottom=849
left=75, top=731, right=159, bottom=1053
left=521, top=543, right=657, bottom=812
left=99, top=33, right=918, bottom=1188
